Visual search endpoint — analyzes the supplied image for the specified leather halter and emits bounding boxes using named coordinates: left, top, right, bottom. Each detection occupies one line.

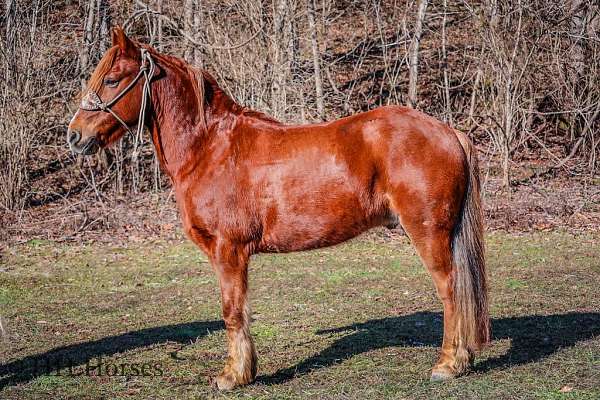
left=79, top=48, right=155, bottom=138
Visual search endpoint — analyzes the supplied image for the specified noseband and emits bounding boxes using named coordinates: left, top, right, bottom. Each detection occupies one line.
left=80, top=48, right=155, bottom=139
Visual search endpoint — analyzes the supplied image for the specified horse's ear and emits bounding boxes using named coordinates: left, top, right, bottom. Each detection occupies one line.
left=111, top=26, right=137, bottom=58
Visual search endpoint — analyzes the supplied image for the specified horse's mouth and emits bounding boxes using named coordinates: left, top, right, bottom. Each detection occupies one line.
left=70, top=137, right=100, bottom=155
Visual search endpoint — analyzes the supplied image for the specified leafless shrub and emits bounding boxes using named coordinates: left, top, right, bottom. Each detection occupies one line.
left=467, top=0, right=600, bottom=188
left=0, top=0, right=53, bottom=211
left=1, top=0, right=599, bottom=216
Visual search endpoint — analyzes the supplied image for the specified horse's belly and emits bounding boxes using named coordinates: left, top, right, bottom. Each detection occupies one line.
left=258, top=221, right=368, bottom=253
left=257, top=192, right=387, bottom=253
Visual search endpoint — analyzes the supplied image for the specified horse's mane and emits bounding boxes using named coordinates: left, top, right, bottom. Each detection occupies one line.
left=158, top=51, right=211, bottom=131
left=189, top=64, right=281, bottom=126
left=241, top=108, right=282, bottom=124
left=139, top=44, right=281, bottom=128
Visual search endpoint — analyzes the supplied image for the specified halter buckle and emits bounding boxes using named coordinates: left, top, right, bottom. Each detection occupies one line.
left=80, top=90, right=105, bottom=111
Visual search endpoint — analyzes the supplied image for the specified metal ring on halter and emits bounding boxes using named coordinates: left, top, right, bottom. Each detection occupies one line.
left=79, top=49, right=155, bottom=139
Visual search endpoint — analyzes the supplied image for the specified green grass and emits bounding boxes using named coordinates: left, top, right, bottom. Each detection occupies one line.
left=1, top=230, right=599, bottom=399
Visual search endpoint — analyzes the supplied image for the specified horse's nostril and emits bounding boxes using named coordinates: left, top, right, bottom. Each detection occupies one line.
left=68, top=130, right=81, bottom=146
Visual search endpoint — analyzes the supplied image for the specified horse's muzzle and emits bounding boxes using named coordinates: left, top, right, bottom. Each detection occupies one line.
left=68, top=129, right=99, bottom=155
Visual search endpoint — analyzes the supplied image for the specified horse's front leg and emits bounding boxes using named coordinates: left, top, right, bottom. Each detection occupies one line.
left=209, top=241, right=257, bottom=390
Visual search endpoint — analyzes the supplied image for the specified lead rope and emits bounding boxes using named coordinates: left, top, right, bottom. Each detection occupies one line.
left=137, top=49, right=155, bottom=141
left=131, top=49, right=155, bottom=191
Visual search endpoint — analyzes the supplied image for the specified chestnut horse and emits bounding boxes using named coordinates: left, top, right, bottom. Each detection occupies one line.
left=68, top=28, right=489, bottom=390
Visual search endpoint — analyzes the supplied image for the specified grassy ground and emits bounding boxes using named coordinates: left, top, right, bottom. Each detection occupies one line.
left=1, top=230, right=599, bottom=399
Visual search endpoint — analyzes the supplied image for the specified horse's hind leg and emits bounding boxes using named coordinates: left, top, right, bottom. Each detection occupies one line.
left=392, top=214, right=471, bottom=379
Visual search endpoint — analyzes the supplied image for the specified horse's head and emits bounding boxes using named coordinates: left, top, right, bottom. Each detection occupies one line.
left=68, top=27, right=157, bottom=155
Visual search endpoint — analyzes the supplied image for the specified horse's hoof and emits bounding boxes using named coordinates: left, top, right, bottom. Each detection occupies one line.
left=430, top=368, right=456, bottom=382
left=209, top=373, right=237, bottom=391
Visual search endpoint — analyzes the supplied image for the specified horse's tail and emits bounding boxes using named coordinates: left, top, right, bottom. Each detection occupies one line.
left=452, top=130, right=490, bottom=353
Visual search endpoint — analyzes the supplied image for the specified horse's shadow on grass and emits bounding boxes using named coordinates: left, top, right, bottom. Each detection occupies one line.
left=258, top=311, right=600, bottom=384
left=2, top=312, right=599, bottom=389
left=0, top=320, right=224, bottom=389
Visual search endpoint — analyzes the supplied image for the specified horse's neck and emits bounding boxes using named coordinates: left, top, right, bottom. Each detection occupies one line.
left=148, top=62, right=238, bottom=180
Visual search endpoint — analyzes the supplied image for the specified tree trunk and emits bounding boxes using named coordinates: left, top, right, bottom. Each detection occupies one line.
left=98, top=0, right=111, bottom=53
left=81, top=0, right=97, bottom=90
left=184, top=0, right=202, bottom=66
left=193, top=0, right=202, bottom=66
left=156, top=0, right=163, bottom=51
left=407, top=0, right=428, bottom=108
left=486, top=0, right=499, bottom=28
left=468, top=47, right=484, bottom=125
left=4, top=0, right=16, bottom=82
left=569, top=0, right=586, bottom=86
left=271, top=0, right=289, bottom=119
left=441, top=0, right=451, bottom=124
left=306, top=0, right=324, bottom=121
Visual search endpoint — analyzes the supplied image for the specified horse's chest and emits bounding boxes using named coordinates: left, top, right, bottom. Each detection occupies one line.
left=175, top=181, right=258, bottom=243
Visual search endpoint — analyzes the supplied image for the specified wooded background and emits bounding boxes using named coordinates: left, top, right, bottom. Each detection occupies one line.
left=0, top=0, right=599, bottom=217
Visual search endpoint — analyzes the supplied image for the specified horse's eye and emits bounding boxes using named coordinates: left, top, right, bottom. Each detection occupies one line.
left=104, top=78, right=119, bottom=88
